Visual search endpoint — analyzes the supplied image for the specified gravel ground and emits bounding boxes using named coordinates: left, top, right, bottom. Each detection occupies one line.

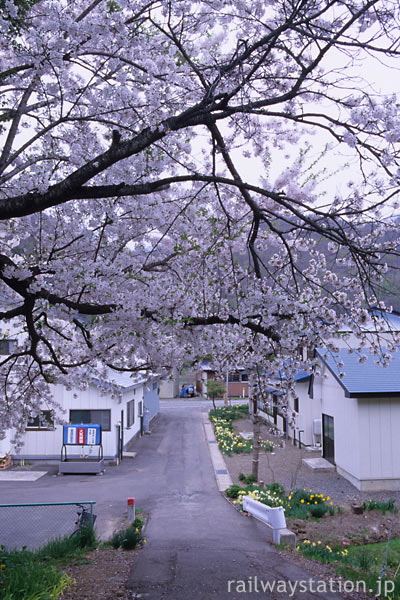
left=224, top=416, right=400, bottom=505
left=221, top=415, right=400, bottom=600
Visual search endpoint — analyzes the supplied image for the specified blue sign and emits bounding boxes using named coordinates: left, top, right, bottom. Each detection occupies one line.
left=63, top=424, right=102, bottom=445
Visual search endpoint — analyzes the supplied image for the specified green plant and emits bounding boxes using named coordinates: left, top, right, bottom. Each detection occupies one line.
left=206, top=379, right=226, bottom=414
left=297, top=540, right=349, bottom=564
left=225, top=484, right=242, bottom=499
left=286, top=505, right=309, bottom=520
left=209, top=404, right=248, bottom=422
left=337, top=506, right=343, bottom=515
left=353, top=549, right=374, bottom=571
left=266, top=482, right=285, bottom=497
left=110, top=527, right=143, bottom=550
left=309, top=504, right=328, bottom=519
left=238, top=473, right=256, bottom=484
left=0, top=545, right=72, bottom=600
left=361, top=499, right=397, bottom=514
left=36, top=531, right=96, bottom=563
left=133, top=517, right=144, bottom=529
left=245, top=474, right=257, bottom=484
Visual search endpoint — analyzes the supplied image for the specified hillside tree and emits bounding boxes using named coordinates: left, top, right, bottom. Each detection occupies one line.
left=1, top=0, right=400, bottom=436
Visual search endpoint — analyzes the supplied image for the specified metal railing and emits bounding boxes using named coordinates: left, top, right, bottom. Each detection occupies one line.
left=0, top=501, right=96, bottom=550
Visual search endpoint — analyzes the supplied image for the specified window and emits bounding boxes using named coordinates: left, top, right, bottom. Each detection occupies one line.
left=241, top=373, right=248, bottom=382
left=138, top=401, right=143, bottom=417
left=26, top=410, right=54, bottom=430
left=228, top=373, right=240, bottom=382
left=0, top=340, right=17, bottom=355
left=127, top=400, right=135, bottom=427
left=294, top=397, right=299, bottom=413
left=70, top=409, right=111, bottom=431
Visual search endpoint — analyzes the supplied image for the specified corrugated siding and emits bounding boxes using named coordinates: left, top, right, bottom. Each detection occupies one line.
left=143, top=379, right=160, bottom=421
left=359, top=398, right=400, bottom=480
left=13, top=382, right=144, bottom=460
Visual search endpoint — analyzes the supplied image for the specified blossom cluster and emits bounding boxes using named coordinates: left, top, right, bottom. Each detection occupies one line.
left=233, top=488, right=284, bottom=508
left=212, top=418, right=274, bottom=456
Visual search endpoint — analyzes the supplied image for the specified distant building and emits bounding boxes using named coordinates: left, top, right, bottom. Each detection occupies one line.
left=195, top=360, right=249, bottom=398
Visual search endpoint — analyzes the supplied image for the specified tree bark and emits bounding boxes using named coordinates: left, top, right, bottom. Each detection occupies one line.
left=252, top=399, right=260, bottom=481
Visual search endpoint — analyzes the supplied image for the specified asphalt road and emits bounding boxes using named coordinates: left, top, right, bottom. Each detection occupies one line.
left=0, top=401, right=342, bottom=598
left=125, top=405, right=341, bottom=600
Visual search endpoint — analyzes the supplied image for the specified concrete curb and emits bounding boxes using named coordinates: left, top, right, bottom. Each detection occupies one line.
left=202, top=414, right=233, bottom=492
left=203, top=413, right=296, bottom=548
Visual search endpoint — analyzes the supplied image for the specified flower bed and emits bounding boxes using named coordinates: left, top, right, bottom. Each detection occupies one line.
left=209, top=406, right=275, bottom=455
left=225, top=483, right=335, bottom=520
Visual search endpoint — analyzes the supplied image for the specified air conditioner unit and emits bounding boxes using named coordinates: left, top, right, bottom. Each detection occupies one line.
left=312, top=419, right=322, bottom=448
left=312, top=419, right=322, bottom=435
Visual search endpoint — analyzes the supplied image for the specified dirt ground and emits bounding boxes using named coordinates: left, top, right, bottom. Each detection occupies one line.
left=60, top=546, right=139, bottom=600
left=224, top=415, right=400, bottom=547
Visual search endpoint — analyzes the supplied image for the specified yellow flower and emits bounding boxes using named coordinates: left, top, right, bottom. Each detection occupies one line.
left=143, top=540, right=147, bottom=544
left=300, top=499, right=304, bottom=503
left=0, top=564, right=6, bottom=569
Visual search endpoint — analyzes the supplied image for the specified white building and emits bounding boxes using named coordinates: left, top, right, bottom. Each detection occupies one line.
left=311, top=348, right=400, bottom=491
left=0, top=370, right=159, bottom=463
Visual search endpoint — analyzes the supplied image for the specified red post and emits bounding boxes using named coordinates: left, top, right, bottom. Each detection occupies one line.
left=127, top=497, right=135, bottom=522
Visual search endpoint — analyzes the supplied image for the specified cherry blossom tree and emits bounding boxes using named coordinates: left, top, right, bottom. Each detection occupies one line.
left=1, top=0, right=400, bottom=436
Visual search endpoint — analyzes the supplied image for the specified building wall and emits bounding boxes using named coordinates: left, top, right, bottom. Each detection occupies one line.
left=227, top=381, right=248, bottom=398
left=10, top=382, right=144, bottom=461
left=356, top=397, right=400, bottom=490
left=289, top=380, right=319, bottom=447
left=317, top=368, right=400, bottom=491
left=143, top=378, right=160, bottom=422
left=317, top=366, right=360, bottom=482
left=159, top=377, right=174, bottom=399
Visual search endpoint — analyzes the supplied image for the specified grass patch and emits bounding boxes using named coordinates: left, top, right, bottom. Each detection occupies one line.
left=362, top=499, right=397, bottom=514
left=296, top=538, right=400, bottom=597
left=348, top=538, right=400, bottom=575
left=0, top=528, right=98, bottom=600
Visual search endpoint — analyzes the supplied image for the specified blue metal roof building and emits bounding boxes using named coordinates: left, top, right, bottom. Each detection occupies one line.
left=316, top=348, right=400, bottom=398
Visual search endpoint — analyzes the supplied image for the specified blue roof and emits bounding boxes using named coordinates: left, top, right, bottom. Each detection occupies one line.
left=316, top=348, right=400, bottom=397
left=369, top=309, right=400, bottom=330
left=294, top=369, right=311, bottom=382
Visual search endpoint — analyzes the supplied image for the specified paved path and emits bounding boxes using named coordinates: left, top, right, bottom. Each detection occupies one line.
left=126, top=406, right=342, bottom=599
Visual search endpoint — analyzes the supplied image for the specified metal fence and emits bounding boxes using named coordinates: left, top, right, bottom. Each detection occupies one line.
left=0, top=501, right=96, bottom=550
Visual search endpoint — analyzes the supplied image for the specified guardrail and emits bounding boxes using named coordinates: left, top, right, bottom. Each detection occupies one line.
left=0, top=501, right=96, bottom=550
left=242, top=495, right=286, bottom=544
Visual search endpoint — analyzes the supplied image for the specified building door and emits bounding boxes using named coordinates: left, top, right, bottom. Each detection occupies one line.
left=322, top=414, right=335, bottom=464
